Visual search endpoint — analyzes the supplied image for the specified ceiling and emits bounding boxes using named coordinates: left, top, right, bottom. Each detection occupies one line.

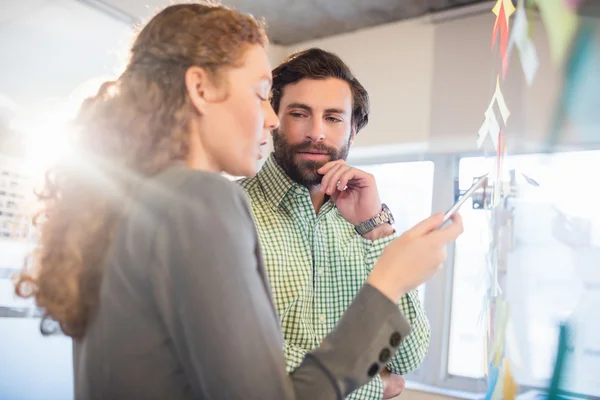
left=92, top=0, right=489, bottom=45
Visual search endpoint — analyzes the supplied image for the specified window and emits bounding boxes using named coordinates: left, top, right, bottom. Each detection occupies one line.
left=446, top=156, right=491, bottom=380
left=356, top=151, right=600, bottom=398
left=448, top=151, right=600, bottom=397
left=0, top=155, right=72, bottom=400
left=359, top=161, right=435, bottom=306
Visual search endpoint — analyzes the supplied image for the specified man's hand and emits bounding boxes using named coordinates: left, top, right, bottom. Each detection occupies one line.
left=380, top=369, right=406, bottom=399
left=317, top=161, right=383, bottom=227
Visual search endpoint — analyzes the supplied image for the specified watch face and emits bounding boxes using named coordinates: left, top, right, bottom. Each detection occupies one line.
left=382, top=204, right=394, bottom=224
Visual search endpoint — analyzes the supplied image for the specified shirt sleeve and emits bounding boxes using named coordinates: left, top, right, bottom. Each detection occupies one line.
left=283, top=340, right=309, bottom=372
left=285, top=340, right=385, bottom=400
left=387, top=289, right=431, bottom=374
left=362, top=230, right=399, bottom=272
left=362, top=231, right=431, bottom=374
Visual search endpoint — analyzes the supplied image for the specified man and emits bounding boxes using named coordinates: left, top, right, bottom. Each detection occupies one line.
left=239, top=48, right=430, bottom=399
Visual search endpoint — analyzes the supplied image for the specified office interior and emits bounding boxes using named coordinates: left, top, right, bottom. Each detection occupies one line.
left=0, top=0, right=599, bottom=399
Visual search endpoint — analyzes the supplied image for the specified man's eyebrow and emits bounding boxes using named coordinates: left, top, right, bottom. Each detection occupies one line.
left=285, top=103, right=312, bottom=112
left=324, top=107, right=348, bottom=115
left=286, top=103, right=349, bottom=115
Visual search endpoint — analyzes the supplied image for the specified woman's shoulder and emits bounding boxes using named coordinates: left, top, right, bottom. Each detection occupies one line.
left=159, top=164, right=241, bottom=192
left=137, top=164, right=249, bottom=218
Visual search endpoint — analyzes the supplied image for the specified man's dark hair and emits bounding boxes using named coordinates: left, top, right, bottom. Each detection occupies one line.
left=270, top=48, right=370, bottom=134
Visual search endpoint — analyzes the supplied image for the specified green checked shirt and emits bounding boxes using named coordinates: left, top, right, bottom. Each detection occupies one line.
left=238, top=154, right=430, bottom=400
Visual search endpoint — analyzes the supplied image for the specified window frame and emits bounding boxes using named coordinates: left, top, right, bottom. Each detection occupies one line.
left=351, top=152, right=482, bottom=390
left=350, top=147, right=598, bottom=395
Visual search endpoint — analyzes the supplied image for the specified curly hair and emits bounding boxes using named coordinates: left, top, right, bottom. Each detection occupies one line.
left=13, top=2, right=267, bottom=339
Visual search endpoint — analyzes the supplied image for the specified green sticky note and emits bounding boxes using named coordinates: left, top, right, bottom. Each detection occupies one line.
left=547, top=323, right=570, bottom=400
left=534, top=0, right=578, bottom=64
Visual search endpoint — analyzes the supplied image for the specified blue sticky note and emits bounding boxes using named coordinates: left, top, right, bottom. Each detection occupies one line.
left=547, top=323, right=571, bottom=400
left=485, top=364, right=500, bottom=400
left=547, top=22, right=600, bottom=150
left=564, top=22, right=600, bottom=140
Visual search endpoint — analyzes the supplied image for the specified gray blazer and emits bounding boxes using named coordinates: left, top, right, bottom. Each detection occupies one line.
left=73, top=165, right=412, bottom=399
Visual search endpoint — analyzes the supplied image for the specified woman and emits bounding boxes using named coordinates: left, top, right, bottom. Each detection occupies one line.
left=15, top=3, right=463, bottom=399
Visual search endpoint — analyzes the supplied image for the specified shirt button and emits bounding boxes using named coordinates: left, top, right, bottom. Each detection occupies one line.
left=379, top=348, right=392, bottom=363
left=367, top=362, right=380, bottom=377
left=319, top=314, right=326, bottom=323
left=390, top=332, right=402, bottom=347
left=295, top=187, right=303, bottom=194
left=318, top=267, right=324, bottom=276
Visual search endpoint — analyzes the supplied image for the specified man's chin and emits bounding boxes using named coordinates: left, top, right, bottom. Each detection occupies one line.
left=286, top=167, right=319, bottom=187
left=295, top=158, right=327, bottom=171
left=280, top=156, right=328, bottom=187
left=297, top=173, right=321, bottom=187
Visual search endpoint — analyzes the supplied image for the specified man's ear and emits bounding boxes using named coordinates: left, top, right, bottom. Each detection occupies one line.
left=185, top=66, right=219, bottom=115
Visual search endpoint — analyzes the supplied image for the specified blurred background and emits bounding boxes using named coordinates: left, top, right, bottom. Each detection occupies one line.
left=1, top=1, right=599, bottom=399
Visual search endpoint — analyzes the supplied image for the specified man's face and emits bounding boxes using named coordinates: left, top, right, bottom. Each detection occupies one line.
left=272, top=77, right=355, bottom=187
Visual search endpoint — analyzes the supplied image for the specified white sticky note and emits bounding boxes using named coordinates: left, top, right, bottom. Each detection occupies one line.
left=494, top=77, right=511, bottom=125
left=478, top=119, right=489, bottom=148
left=486, top=108, right=501, bottom=150
left=477, top=108, right=501, bottom=150
left=507, top=2, right=540, bottom=85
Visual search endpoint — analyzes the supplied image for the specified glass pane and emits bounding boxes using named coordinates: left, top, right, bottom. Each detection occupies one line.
left=448, top=151, right=600, bottom=397
left=0, top=155, right=73, bottom=400
left=447, top=157, right=491, bottom=379
left=360, top=161, right=435, bottom=306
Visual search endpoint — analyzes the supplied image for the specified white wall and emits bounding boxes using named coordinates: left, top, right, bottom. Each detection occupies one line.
left=7, top=1, right=576, bottom=158
left=281, top=8, right=598, bottom=155
left=2, top=2, right=596, bottom=157
left=0, top=0, right=132, bottom=107
left=427, top=11, right=564, bottom=153
left=267, top=43, right=287, bottom=68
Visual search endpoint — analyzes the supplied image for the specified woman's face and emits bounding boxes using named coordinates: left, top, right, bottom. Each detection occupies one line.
left=191, top=44, right=279, bottom=177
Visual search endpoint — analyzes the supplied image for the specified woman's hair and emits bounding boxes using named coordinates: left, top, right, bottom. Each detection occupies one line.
left=14, top=2, right=267, bottom=339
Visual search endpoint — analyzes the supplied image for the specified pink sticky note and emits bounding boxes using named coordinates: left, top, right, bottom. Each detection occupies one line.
left=564, top=0, right=584, bottom=11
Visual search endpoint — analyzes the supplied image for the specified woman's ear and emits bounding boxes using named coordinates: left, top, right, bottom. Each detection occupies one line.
left=185, top=66, right=217, bottom=116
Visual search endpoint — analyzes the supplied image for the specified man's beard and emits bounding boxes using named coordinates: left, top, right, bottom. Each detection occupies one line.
left=272, top=128, right=350, bottom=188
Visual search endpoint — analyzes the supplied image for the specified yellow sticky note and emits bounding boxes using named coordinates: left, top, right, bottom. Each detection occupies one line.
left=488, top=300, right=510, bottom=366
left=503, top=359, right=519, bottom=400
left=534, top=0, right=578, bottom=64
left=492, top=0, right=516, bottom=28
left=491, top=364, right=505, bottom=400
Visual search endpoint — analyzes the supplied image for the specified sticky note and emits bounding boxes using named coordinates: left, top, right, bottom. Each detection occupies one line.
left=533, top=0, right=578, bottom=65
left=505, top=0, right=539, bottom=84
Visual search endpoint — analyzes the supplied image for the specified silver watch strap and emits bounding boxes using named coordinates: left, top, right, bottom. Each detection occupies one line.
left=354, top=204, right=393, bottom=235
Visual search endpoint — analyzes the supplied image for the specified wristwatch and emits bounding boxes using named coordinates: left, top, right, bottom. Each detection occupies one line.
left=354, top=203, right=395, bottom=235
